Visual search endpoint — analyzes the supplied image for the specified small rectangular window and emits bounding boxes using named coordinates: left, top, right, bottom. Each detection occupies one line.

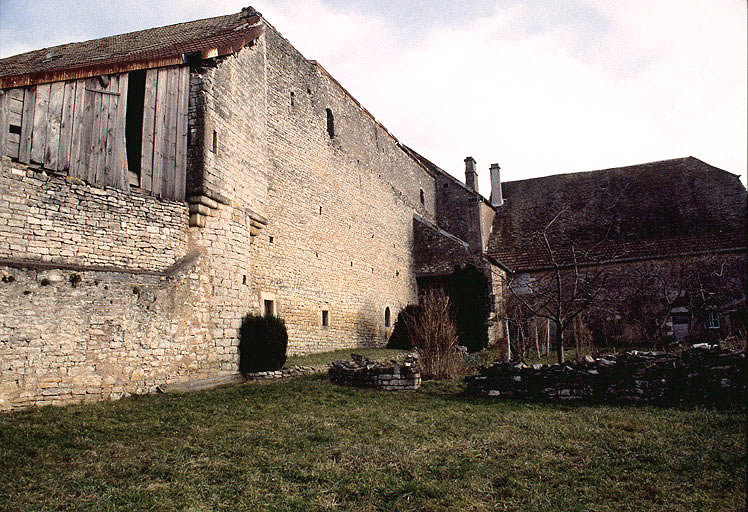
left=8, top=124, right=21, bottom=135
left=264, top=300, right=275, bottom=317
left=211, top=130, right=218, bottom=153
left=322, top=310, right=329, bottom=327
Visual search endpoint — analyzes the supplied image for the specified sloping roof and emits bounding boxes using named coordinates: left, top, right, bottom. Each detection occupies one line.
left=413, top=215, right=472, bottom=276
left=487, top=157, right=747, bottom=271
left=0, top=8, right=263, bottom=88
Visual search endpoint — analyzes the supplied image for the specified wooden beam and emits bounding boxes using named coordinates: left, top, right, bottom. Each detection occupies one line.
left=161, top=67, right=179, bottom=198
left=57, top=81, right=77, bottom=172
left=69, top=79, right=87, bottom=178
left=19, top=86, right=35, bottom=163
left=112, top=73, right=129, bottom=190
left=151, top=68, right=168, bottom=197
left=30, top=83, right=50, bottom=164
left=140, top=69, right=158, bottom=191
left=174, top=66, right=190, bottom=202
left=0, top=90, right=7, bottom=157
left=44, top=81, right=65, bottom=169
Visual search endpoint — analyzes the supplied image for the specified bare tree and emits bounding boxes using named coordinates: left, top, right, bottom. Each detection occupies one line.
left=501, top=209, right=620, bottom=363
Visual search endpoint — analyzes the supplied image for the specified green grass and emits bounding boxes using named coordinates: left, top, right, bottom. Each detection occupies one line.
left=0, top=376, right=744, bottom=511
left=284, top=347, right=409, bottom=368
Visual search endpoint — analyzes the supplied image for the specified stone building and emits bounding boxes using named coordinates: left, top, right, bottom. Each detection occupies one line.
left=0, top=8, right=744, bottom=410
left=486, top=157, right=747, bottom=346
left=0, top=7, right=504, bottom=410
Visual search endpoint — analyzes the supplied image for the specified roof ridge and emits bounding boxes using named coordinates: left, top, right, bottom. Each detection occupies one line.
left=502, top=156, right=697, bottom=185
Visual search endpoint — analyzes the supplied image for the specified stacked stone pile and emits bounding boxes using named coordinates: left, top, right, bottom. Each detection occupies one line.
left=328, top=354, right=421, bottom=391
left=466, top=345, right=745, bottom=405
left=243, top=366, right=319, bottom=380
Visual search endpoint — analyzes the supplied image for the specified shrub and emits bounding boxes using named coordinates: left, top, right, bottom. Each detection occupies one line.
left=445, top=264, right=491, bottom=352
left=386, top=305, right=421, bottom=349
left=403, top=289, right=465, bottom=379
left=239, top=313, right=288, bottom=374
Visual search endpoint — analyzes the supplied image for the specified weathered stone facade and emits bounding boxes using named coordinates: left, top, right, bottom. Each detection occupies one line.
left=0, top=14, right=495, bottom=410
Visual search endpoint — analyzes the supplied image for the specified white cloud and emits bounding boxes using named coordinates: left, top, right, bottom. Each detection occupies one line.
left=1, top=0, right=745, bottom=188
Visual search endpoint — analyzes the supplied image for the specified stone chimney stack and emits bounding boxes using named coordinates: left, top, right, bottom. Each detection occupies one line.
left=464, top=157, right=478, bottom=192
left=490, top=163, right=503, bottom=206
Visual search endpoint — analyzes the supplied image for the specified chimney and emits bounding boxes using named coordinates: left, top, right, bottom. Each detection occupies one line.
left=490, top=163, right=503, bottom=206
left=464, top=156, right=477, bottom=192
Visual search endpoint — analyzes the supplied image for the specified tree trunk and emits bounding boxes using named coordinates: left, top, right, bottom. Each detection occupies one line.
left=535, top=320, right=541, bottom=359
left=505, top=319, right=511, bottom=362
left=555, top=327, right=564, bottom=364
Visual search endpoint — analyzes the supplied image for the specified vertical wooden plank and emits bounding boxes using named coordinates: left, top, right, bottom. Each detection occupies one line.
left=86, top=86, right=102, bottom=183
left=30, top=83, right=50, bottom=164
left=19, top=87, right=35, bottom=163
left=0, top=90, right=7, bottom=157
left=174, top=66, right=189, bottom=201
left=94, top=92, right=109, bottom=184
left=140, top=69, right=158, bottom=191
left=151, top=68, right=168, bottom=197
left=57, top=81, right=76, bottom=172
left=45, top=81, right=64, bottom=169
left=112, top=73, right=129, bottom=190
left=161, top=67, right=179, bottom=198
left=69, top=80, right=87, bottom=178
left=102, top=76, right=119, bottom=187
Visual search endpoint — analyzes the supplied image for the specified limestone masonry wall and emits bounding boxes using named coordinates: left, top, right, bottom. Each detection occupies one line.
left=0, top=161, right=188, bottom=270
left=0, top=16, right=496, bottom=411
left=0, top=158, right=220, bottom=411
left=0, top=257, right=217, bottom=411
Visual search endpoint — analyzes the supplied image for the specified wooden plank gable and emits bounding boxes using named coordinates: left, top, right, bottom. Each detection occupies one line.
left=2, top=66, right=190, bottom=202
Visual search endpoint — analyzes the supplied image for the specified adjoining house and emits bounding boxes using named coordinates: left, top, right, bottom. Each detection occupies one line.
left=0, top=7, right=744, bottom=410
left=485, top=157, right=747, bottom=345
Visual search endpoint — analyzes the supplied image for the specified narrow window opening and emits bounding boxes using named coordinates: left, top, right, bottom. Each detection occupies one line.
left=269, top=236, right=274, bottom=244
left=322, top=310, right=329, bottom=327
left=264, top=299, right=275, bottom=317
left=242, top=275, right=247, bottom=285
left=319, top=206, right=322, bottom=215
left=326, top=108, right=335, bottom=138
left=306, top=86, right=312, bottom=94
left=290, top=91, right=295, bottom=107
left=211, top=130, right=218, bottom=153
left=419, top=189, right=425, bottom=205
left=706, top=311, right=720, bottom=329
left=8, top=124, right=21, bottom=135
left=125, top=70, right=146, bottom=186
left=385, top=307, right=391, bottom=327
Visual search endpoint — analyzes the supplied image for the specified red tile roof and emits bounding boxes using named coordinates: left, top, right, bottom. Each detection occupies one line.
left=0, top=8, right=263, bottom=88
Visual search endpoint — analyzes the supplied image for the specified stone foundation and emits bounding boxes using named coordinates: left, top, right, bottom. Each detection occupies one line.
left=329, top=354, right=421, bottom=391
left=466, top=346, right=746, bottom=405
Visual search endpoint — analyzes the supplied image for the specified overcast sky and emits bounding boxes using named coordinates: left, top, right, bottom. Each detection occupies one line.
left=1, top=0, right=746, bottom=190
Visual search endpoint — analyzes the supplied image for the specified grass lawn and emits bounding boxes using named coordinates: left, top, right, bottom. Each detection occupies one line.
left=0, top=376, right=744, bottom=511
left=284, top=347, right=409, bottom=368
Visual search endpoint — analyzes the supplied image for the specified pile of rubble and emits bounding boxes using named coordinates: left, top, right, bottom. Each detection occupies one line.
left=328, top=354, right=421, bottom=391
left=466, top=345, right=745, bottom=405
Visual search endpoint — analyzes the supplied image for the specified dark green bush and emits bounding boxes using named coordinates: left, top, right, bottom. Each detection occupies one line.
left=239, top=314, right=288, bottom=374
left=387, top=305, right=421, bottom=349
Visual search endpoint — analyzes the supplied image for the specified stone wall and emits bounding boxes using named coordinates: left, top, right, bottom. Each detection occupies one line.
left=0, top=257, right=217, bottom=411
left=329, top=354, right=421, bottom=391
left=187, top=22, right=449, bottom=356
left=0, top=161, right=188, bottom=270
left=466, top=346, right=746, bottom=405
